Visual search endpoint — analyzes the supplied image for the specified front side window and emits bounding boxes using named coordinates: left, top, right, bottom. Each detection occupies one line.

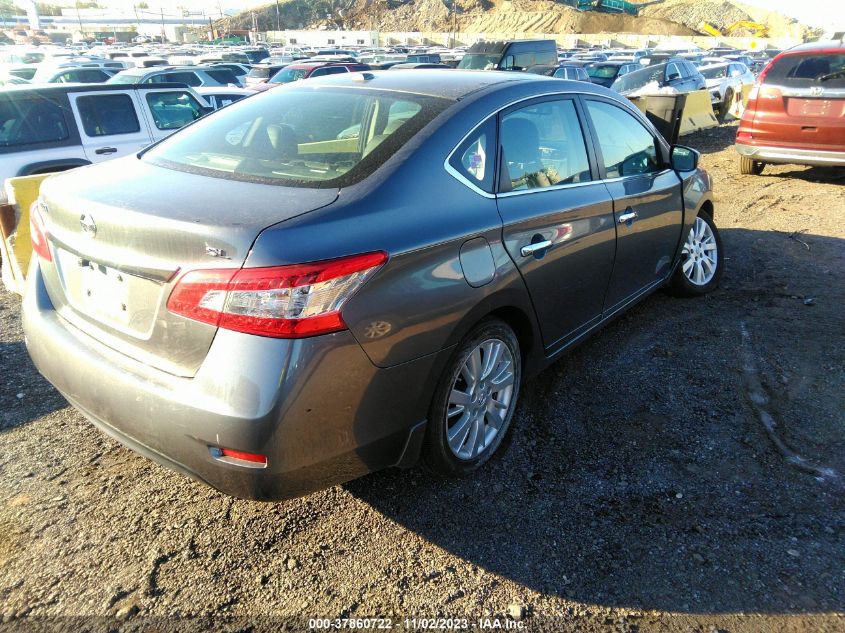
left=145, top=91, right=205, bottom=130
left=666, top=63, right=681, bottom=80
left=77, top=94, right=140, bottom=136
left=500, top=99, right=591, bottom=192
left=143, top=88, right=448, bottom=187
left=585, top=100, right=660, bottom=178
left=0, top=97, right=69, bottom=146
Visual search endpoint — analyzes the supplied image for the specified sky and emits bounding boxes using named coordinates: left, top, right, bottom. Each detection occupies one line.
left=75, top=0, right=842, bottom=29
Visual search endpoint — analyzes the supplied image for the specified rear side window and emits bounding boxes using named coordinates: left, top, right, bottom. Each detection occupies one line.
left=0, top=97, right=69, bottom=146
left=205, top=69, right=238, bottom=85
left=500, top=99, right=591, bottom=191
left=765, top=53, right=845, bottom=88
left=310, top=67, right=348, bottom=77
left=148, top=72, right=201, bottom=87
left=146, top=91, right=205, bottom=130
left=77, top=94, right=140, bottom=137
left=449, top=117, right=495, bottom=193
left=586, top=100, right=660, bottom=178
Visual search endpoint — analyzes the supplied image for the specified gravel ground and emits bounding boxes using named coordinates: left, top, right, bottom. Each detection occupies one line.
left=0, top=123, right=844, bottom=632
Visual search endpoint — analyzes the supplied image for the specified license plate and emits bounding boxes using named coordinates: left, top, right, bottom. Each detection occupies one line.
left=79, top=262, right=130, bottom=323
left=787, top=98, right=836, bottom=117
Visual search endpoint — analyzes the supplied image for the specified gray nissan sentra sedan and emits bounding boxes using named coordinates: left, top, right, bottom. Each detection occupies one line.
left=23, top=70, right=721, bottom=500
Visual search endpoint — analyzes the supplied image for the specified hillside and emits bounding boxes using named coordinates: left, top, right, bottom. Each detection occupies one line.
left=219, top=0, right=816, bottom=38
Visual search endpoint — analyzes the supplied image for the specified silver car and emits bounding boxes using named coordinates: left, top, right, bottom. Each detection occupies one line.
left=23, top=71, right=721, bottom=500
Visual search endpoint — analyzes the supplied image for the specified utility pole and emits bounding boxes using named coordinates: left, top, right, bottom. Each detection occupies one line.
left=75, top=1, right=83, bottom=40
left=160, top=7, right=166, bottom=43
left=275, top=0, right=281, bottom=32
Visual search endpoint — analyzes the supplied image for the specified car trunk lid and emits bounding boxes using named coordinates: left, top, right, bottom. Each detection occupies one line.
left=37, top=157, right=338, bottom=377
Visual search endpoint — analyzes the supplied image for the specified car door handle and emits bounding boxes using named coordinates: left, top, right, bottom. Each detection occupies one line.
left=520, top=240, right=552, bottom=257
left=94, top=147, right=118, bottom=155
left=618, top=210, right=638, bottom=224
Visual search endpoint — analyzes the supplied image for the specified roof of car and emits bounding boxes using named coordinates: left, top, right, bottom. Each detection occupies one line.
left=783, top=40, right=845, bottom=54
left=293, top=69, right=601, bottom=100
left=0, top=82, right=197, bottom=96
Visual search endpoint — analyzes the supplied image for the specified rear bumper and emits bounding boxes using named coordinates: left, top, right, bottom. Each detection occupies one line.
left=22, top=262, right=441, bottom=500
left=736, top=142, right=845, bottom=167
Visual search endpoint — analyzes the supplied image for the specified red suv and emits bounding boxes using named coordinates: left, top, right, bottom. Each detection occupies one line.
left=253, top=61, right=371, bottom=92
left=736, top=40, right=845, bottom=175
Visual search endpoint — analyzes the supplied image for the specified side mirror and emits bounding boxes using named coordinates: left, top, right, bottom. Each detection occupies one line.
left=670, top=145, right=699, bottom=171
left=667, top=72, right=681, bottom=81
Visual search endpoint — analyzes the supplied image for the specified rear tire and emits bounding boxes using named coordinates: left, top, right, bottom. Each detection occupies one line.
left=740, top=155, right=765, bottom=175
left=422, top=318, right=521, bottom=477
left=668, top=210, right=723, bottom=297
left=720, top=88, right=734, bottom=119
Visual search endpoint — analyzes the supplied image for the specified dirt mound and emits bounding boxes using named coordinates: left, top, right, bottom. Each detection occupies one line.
left=636, top=0, right=819, bottom=39
left=225, top=0, right=812, bottom=38
left=346, top=0, right=697, bottom=34
left=637, top=0, right=751, bottom=31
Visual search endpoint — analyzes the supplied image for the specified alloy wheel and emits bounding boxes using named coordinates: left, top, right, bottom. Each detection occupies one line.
left=681, top=217, right=719, bottom=286
left=446, top=338, right=516, bottom=460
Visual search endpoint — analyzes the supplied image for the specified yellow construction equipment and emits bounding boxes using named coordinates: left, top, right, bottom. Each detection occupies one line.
left=699, top=20, right=769, bottom=38
left=699, top=22, right=723, bottom=37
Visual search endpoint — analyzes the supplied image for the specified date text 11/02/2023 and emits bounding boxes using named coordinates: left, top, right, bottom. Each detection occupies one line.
left=307, top=618, right=526, bottom=630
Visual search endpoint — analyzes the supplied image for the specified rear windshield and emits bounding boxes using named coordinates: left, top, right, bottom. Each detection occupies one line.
left=247, top=67, right=273, bottom=79
left=765, top=53, right=845, bottom=88
left=142, top=88, right=451, bottom=188
left=700, top=65, right=728, bottom=79
left=587, top=64, right=620, bottom=79
left=611, top=64, right=666, bottom=94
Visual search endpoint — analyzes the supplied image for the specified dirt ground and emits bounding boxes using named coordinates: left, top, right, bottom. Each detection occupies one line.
left=0, top=122, right=843, bottom=632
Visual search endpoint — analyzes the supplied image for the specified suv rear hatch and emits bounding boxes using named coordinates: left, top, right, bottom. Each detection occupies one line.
left=36, top=158, right=338, bottom=377
left=749, top=50, right=845, bottom=152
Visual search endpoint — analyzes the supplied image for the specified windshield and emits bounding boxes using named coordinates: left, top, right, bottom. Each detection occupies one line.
left=700, top=66, right=728, bottom=79
left=107, top=71, right=145, bottom=84
left=457, top=54, right=501, bottom=70
left=143, top=88, right=450, bottom=188
left=611, top=64, right=665, bottom=94
left=586, top=64, right=620, bottom=79
left=269, top=67, right=308, bottom=84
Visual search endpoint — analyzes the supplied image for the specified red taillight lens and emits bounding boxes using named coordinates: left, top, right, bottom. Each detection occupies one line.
left=736, top=130, right=753, bottom=142
left=167, top=251, right=387, bottom=338
left=30, top=201, right=52, bottom=262
left=209, top=446, right=268, bottom=468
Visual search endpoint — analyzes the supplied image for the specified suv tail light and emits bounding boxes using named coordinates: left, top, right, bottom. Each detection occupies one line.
left=167, top=251, right=387, bottom=338
left=30, top=201, right=52, bottom=262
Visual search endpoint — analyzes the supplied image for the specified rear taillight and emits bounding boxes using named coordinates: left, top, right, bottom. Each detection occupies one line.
left=167, top=251, right=387, bottom=338
left=30, top=201, right=52, bottom=262
left=758, top=86, right=782, bottom=100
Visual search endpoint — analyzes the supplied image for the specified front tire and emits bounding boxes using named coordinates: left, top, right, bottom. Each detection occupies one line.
left=423, top=318, right=521, bottom=477
left=668, top=210, right=723, bottom=297
left=740, top=155, right=765, bottom=175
